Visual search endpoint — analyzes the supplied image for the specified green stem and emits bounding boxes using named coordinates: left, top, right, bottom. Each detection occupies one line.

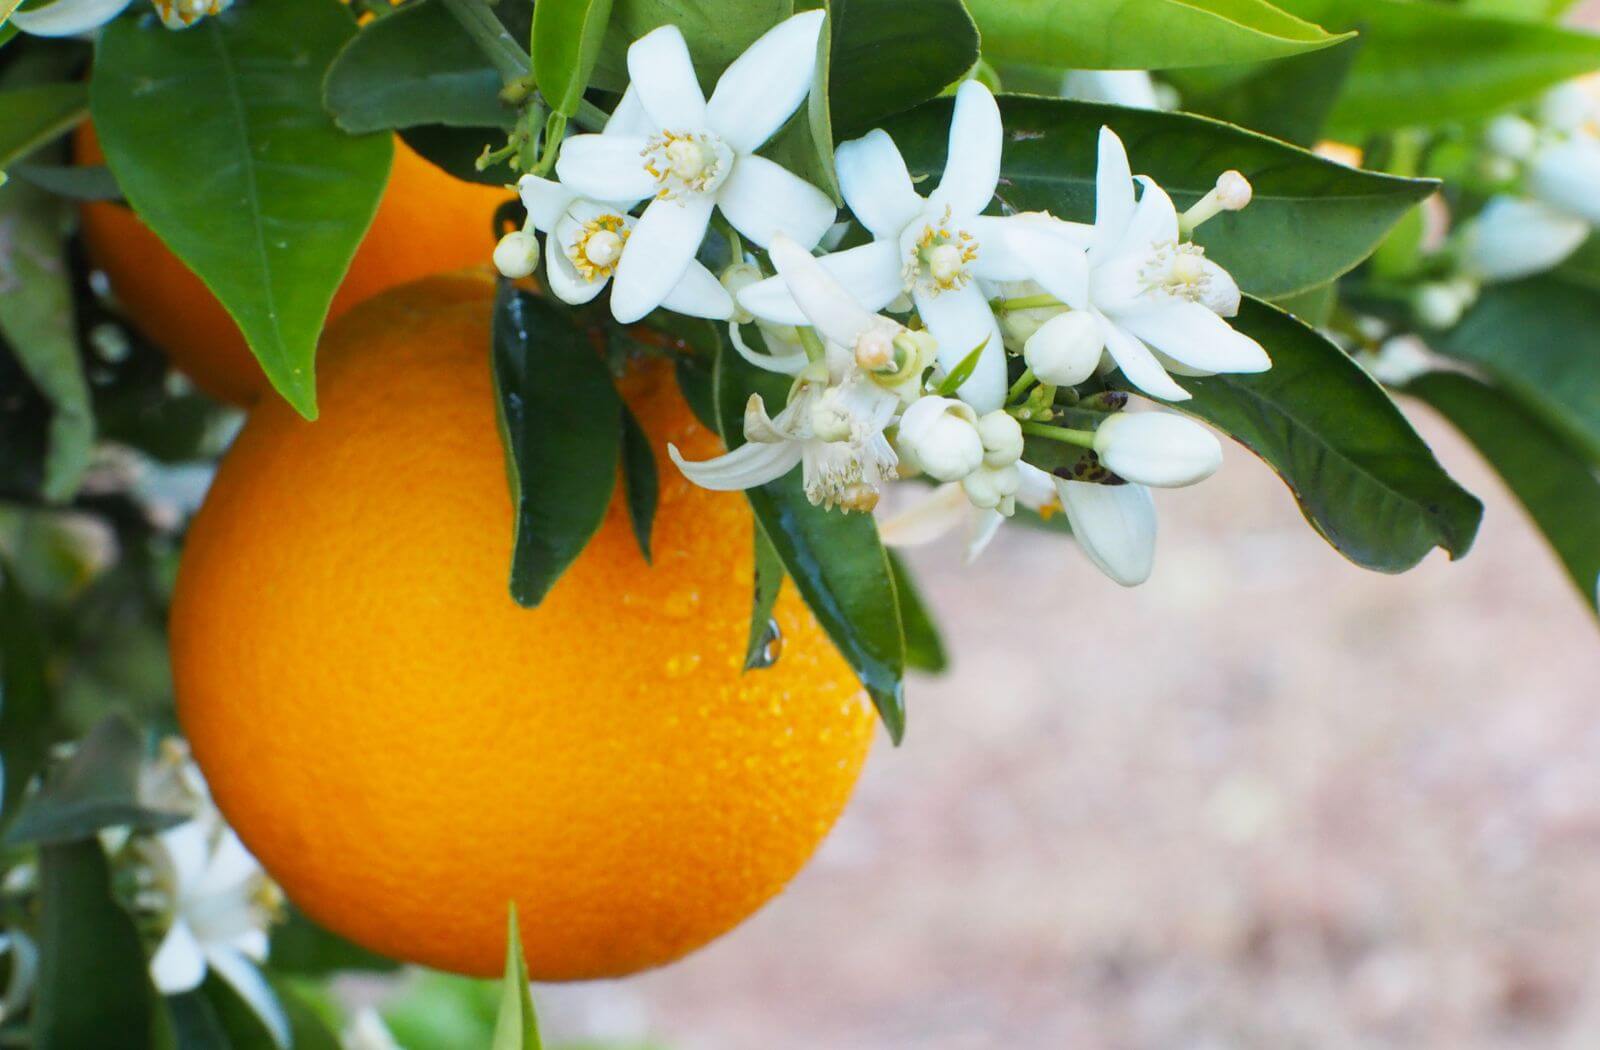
left=1019, top=421, right=1095, bottom=448
left=1005, top=367, right=1035, bottom=405
left=796, top=325, right=826, bottom=364
left=994, top=293, right=1064, bottom=312
left=532, top=110, right=566, bottom=176
left=441, top=0, right=530, bottom=86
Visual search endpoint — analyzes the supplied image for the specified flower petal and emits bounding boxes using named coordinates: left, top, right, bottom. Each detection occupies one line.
left=737, top=240, right=902, bottom=325
left=544, top=237, right=608, bottom=305
left=628, top=24, right=707, bottom=129
left=836, top=129, right=924, bottom=240
left=730, top=322, right=809, bottom=375
left=877, top=483, right=970, bottom=547
left=768, top=234, right=878, bottom=347
left=706, top=9, right=825, bottom=154
left=1119, top=299, right=1270, bottom=375
left=604, top=84, right=652, bottom=137
left=1199, top=258, right=1242, bottom=317
left=1000, top=222, right=1090, bottom=309
left=717, top=154, right=836, bottom=249
left=149, top=919, right=207, bottom=995
left=1528, top=136, right=1600, bottom=225
left=661, top=260, right=735, bottom=319
left=668, top=438, right=803, bottom=490
left=1056, top=479, right=1157, bottom=586
left=10, top=0, right=131, bottom=36
left=1113, top=176, right=1180, bottom=259
left=157, top=821, right=212, bottom=889
left=965, top=509, right=1006, bottom=563
left=1092, top=126, right=1136, bottom=257
left=929, top=80, right=1002, bottom=218
left=1465, top=195, right=1590, bottom=282
left=609, top=194, right=714, bottom=323
left=1100, top=315, right=1191, bottom=401
left=516, top=176, right=574, bottom=232
left=207, top=947, right=291, bottom=1050
left=553, top=134, right=655, bottom=204
left=914, top=283, right=1007, bottom=412
left=195, top=829, right=263, bottom=899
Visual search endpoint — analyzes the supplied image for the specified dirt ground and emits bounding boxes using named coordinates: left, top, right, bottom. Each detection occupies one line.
left=530, top=408, right=1600, bottom=1049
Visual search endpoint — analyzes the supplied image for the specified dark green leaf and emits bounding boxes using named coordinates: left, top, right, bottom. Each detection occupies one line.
left=964, top=0, right=1350, bottom=71
left=745, top=526, right=785, bottom=670
left=883, top=94, right=1435, bottom=299
left=0, top=176, right=93, bottom=502
left=267, top=907, right=401, bottom=976
left=491, top=283, right=622, bottom=606
left=1406, top=371, right=1599, bottom=619
left=325, top=0, right=513, bottom=133
left=4, top=713, right=184, bottom=847
left=1177, top=36, right=1360, bottom=147
left=164, top=989, right=229, bottom=1050
left=827, top=0, right=977, bottom=137
left=675, top=345, right=718, bottom=430
left=9, top=162, right=121, bottom=200
left=1435, top=278, right=1600, bottom=463
left=1118, top=297, right=1483, bottom=572
left=1269, top=280, right=1337, bottom=327
left=491, top=904, right=542, bottom=1050
left=887, top=551, right=946, bottom=674
left=92, top=0, right=393, bottom=419
left=1278, top=0, right=1600, bottom=133
left=711, top=326, right=906, bottom=741
left=0, top=558, right=52, bottom=830
left=593, top=0, right=792, bottom=87
left=532, top=0, right=616, bottom=117
left=33, top=839, right=154, bottom=1050
left=201, top=972, right=335, bottom=1050
left=0, top=82, right=85, bottom=169
left=399, top=123, right=509, bottom=186
left=620, top=404, right=658, bottom=563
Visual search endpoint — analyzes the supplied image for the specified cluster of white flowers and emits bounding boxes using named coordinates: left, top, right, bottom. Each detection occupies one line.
left=7, top=0, right=230, bottom=36
left=492, top=14, right=1271, bottom=586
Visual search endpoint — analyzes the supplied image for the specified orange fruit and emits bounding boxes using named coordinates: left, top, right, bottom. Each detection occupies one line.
left=169, top=274, right=876, bottom=979
left=76, top=128, right=509, bottom=406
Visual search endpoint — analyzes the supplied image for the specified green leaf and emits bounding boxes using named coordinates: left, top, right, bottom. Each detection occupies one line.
left=0, top=176, right=93, bottom=502
left=491, top=904, right=542, bottom=1050
left=963, top=0, right=1350, bottom=72
left=745, top=525, right=785, bottom=670
left=4, top=713, right=185, bottom=848
left=0, top=558, right=52, bottom=830
left=620, top=404, right=658, bottom=563
left=325, top=0, right=514, bottom=133
left=1406, top=371, right=1600, bottom=619
left=491, top=283, right=622, bottom=606
left=768, top=0, right=835, bottom=200
left=1177, top=36, right=1360, bottom=147
left=933, top=337, right=989, bottom=397
left=594, top=0, right=792, bottom=86
left=202, top=972, right=333, bottom=1050
left=400, top=123, right=509, bottom=186
left=33, top=839, right=155, bottom=1050
left=267, top=907, right=401, bottom=976
left=1435, top=278, right=1600, bottom=464
left=9, top=161, right=121, bottom=200
left=532, top=0, right=615, bottom=118
left=711, top=326, right=907, bottom=741
left=887, top=551, right=946, bottom=674
left=1121, top=297, right=1483, bottom=573
left=883, top=94, right=1435, bottom=300
left=1277, top=0, right=1600, bottom=133
left=827, top=0, right=977, bottom=137
left=0, top=82, right=85, bottom=170
left=91, top=0, right=394, bottom=419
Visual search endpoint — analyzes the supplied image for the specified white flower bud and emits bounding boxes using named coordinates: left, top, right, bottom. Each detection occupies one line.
left=1540, top=81, right=1596, bottom=133
left=1527, top=137, right=1600, bottom=225
left=895, top=396, right=984, bottom=482
left=1412, top=282, right=1467, bottom=329
left=1214, top=170, right=1252, bottom=211
left=975, top=410, right=1024, bottom=468
left=493, top=230, right=540, bottom=279
left=961, top=463, right=1021, bottom=510
left=1092, top=411, right=1221, bottom=488
left=1023, top=311, right=1103, bottom=387
left=1484, top=115, right=1538, bottom=161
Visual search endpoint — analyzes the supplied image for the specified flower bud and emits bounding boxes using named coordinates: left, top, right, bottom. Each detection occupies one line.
left=1214, top=170, right=1252, bottom=211
left=1024, top=311, right=1103, bottom=387
left=975, top=410, right=1023, bottom=468
left=961, top=463, right=1021, bottom=510
left=1484, top=115, right=1538, bottom=160
left=1092, top=411, right=1221, bottom=488
left=1412, top=282, right=1468, bottom=329
left=493, top=230, right=540, bottom=279
left=895, top=396, right=984, bottom=482
left=1540, top=80, right=1596, bottom=133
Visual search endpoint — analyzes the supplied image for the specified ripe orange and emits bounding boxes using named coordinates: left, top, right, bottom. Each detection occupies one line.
left=76, top=129, right=509, bottom=406
left=169, top=274, right=876, bottom=979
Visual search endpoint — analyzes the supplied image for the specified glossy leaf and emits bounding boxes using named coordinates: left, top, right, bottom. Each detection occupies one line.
left=203, top=972, right=335, bottom=1050
left=267, top=908, right=401, bottom=976
left=532, top=0, right=615, bottom=117
left=491, top=905, right=542, bottom=1050
left=400, top=123, right=508, bottom=186
left=767, top=0, right=835, bottom=200
left=711, top=327, right=907, bottom=740
left=964, top=0, right=1348, bottom=72
left=888, top=551, right=947, bottom=675
left=0, top=81, right=84, bottom=169
left=1435, top=278, right=1600, bottom=463
left=491, top=283, right=622, bottom=606
left=828, top=0, right=976, bottom=137
left=92, top=1, right=393, bottom=418
left=883, top=95, right=1435, bottom=299
left=1177, top=36, right=1360, bottom=147
left=1407, top=371, right=1600, bottom=619
left=1278, top=0, right=1600, bottom=133
left=325, top=0, right=513, bottom=133
left=0, top=176, right=93, bottom=501
left=0, top=558, right=52, bottom=829
left=593, top=0, right=792, bottom=87
left=620, top=404, right=658, bottom=562
left=745, top=526, right=785, bottom=670
left=4, top=714, right=185, bottom=847
left=34, top=839, right=155, bottom=1050
left=1120, top=298, right=1483, bottom=573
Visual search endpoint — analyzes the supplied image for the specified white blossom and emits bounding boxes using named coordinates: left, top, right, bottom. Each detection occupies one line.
left=895, top=396, right=984, bottom=482
left=1092, top=411, right=1222, bottom=488
left=492, top=229, right=540, bottom=280
left=1023, top=310, right=1103, bottom=387
left=878, top=461, right=1059, bottom=562
left=8, top=0, right=228, bottom=35
left=1055, top=478, right=1157, bottom=586
left=1461, top=195, right=1589, bottom=282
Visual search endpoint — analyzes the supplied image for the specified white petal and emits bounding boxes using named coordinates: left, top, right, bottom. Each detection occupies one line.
left=1007, top=223, right=1091, bottom=309
left=157, top=821, right=212, bottom=890
left=1113, top=176, right=1180, bottom=259
left=628, top=25, right=706, bottom=129
left=207, top=947, right=291, bottom=1050
left=1119, top=299, right=1270, bottom=375
left=1100, top=317, right=1190, bottom=401
left=1056, top=480, right=1156, bottom=586
left=706, top=9, right=825, bottom=154
left=913, top=284, right=1007, bottom=413
left=195, top=830, right=263, bottom=899
left=544, top=239, right=608, bottom=305
left=10, top=0, right=131, bottom=36
left=604, top=84, right=652, bottom=138
left=965, top=509, right=1006, bottom=563
left=1528, top=137, right=1600, bottom=225
left=609, top=194, right=714, bottom=323
left=716, top=154, right=836, bottom=249
left=661, top=260, right=735, bottom=319
left=1063, top=70, right=1161, bottom=110
left=149, top=919, right=207, bottom=995
left=668, top=439, right=803, bottom=489
left=553, top=134, right=655, bottom=204
left=836, top=129, right=924, bottom=241
left=516, top=176, right=575, bottom=233
left=0, top=931, right=38, bottom=1022
left=1093, top=411, right=1222, bottom=488
left=730, top=323, right=808, bottom=374
left=768, top=234, right=876, bottom=347
left=1199, top=259, right=1241, bottom=317
left=738, top=240, right=903, bottom=325
left=1464, top=195, right=1590, bottom=282
left=877, top=483, right=970, bottom=547
left=966, top=216, right=1036, bottom=284
left=929, top=81, right=1002, bottom=218
left=1092, top=127, right=1136, bottom=257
